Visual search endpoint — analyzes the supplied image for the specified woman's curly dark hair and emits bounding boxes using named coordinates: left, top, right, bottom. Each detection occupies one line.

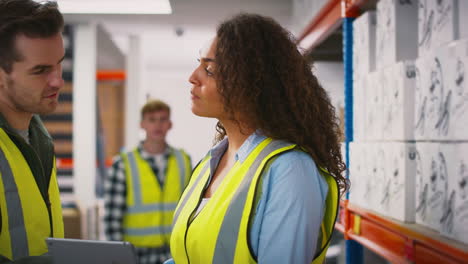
left=213, top=13, right=348, bottom=194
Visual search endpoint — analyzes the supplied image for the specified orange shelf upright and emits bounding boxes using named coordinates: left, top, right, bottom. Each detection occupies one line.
left=56, top=158, right=114, bottom=169
left=96, top=70, right=126, bottom=81
left=337, top=202, right=468, bottom=263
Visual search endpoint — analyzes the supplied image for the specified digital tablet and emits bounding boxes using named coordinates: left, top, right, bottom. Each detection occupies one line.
left=46, top=237, right=138, bottom=264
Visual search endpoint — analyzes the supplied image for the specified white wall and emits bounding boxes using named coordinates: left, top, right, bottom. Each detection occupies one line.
left=142, top=27, right=218, bottom=164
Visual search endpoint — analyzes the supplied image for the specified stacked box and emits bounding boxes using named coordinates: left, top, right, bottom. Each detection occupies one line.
left=366, top=72, right=383, bottom=141
left=376, top=0, right=418, bottom=69
left=353, top=78, right=367, bottom=141
left=447, top=39, right=468, bottom=140
left=380, top=68, right=395, bottom=140
left=414, top=46, right=453, bottom=140
left=418, top=0, right=458, bottom=56
left=451, top=143, right=468, bottom=243
left=349, top=142, right=367, bottom=208
left=415, top=143, right=450, bottom=232
left=366, top=143, right=385, bottom=212
left=415, top=145, right=429, bottom=226
left=384, top=61, right=416, bottom=141
left=353, top=11, right=376, bottom=82
left=374, top=143, right=390, bottom=215
left=386, top=142, right=417, bottom=222
left=459, top=0, right=468, bottom=40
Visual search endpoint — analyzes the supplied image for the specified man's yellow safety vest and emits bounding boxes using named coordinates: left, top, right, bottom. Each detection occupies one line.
left=170, top=138, right=339, bottom=264
left=122, top=148, right=191, bottom=248
left=0, top=128, right=64, bottom=260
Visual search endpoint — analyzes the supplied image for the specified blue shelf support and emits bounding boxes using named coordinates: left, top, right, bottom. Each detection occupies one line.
left=343, top=12, right=364, bottom=264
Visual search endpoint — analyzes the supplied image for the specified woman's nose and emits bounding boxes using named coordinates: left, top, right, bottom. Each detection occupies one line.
left=189, top=69, right=198, bottom=85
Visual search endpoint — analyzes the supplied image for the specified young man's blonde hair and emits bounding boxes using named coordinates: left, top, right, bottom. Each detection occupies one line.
left=141, top=99, right=171, bottom=120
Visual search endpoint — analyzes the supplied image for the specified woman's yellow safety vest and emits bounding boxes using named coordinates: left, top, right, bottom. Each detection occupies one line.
left=0, top=128, right=64, bottom=260
left=122, top=148, right=190, bottom=248
left=170, top=138, right=339, bottom=264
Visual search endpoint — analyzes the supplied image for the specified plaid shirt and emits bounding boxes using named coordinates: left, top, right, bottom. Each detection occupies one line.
left=104, top=143, right=171, bottom=264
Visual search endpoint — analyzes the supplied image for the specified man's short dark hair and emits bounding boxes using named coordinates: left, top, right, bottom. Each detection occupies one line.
left=0, top=0, right=64, bottom=73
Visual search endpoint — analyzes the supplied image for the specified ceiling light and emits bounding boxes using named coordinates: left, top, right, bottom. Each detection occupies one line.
left=41, top=0, right=172, bottom=15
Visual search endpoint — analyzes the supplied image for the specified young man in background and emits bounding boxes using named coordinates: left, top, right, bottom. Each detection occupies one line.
left=104, top=99, right=191, bottom=264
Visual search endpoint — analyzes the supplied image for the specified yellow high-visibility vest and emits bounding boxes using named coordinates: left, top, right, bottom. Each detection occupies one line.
left=171, top=138, right=339, bottom=264
left=0, top=128, right=64, bottom=260
left=122, top=148, right=191, bottom=247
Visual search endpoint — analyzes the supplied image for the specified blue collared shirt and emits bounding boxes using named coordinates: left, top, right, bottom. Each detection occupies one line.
left=166, top=132, right=328, bottom=264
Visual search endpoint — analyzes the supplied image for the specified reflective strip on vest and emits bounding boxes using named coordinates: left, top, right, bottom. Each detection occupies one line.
left=0, top=147, right=29, bottom=259
left=124, top=225, right=172, bottom=236
left=172, top=161, right=209, bottom=226
left=212, top=140, right=292, bottom=264
left=173, top=149, right=186, bottom=189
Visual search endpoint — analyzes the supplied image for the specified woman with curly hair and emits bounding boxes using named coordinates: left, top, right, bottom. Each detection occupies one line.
left=167, top=13, right=348, bottom=264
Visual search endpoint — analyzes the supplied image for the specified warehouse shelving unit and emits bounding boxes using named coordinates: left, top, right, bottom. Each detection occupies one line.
left=297, top=0, right=468, bottom=263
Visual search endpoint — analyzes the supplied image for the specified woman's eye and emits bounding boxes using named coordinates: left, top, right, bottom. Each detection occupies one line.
left=205, top=65, right=214, bottom=76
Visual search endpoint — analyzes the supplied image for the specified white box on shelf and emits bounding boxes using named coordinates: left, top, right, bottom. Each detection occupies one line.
left=414, top=46, right=453, bottom=140
left=415, top=143, right=430, bottom=227
left=376, top=0, right=418, bottom=69
left=375, top=142, right=391, bottom=216
left=359, top=143, right=377, bottom=211
left=380, top=67, right=395, bottom=140
left=349, top=142, right=367, bottom=208
left=417, top=143, right=450, bottom=232
left=386, top=142, right=417, bottom=222
left=414, top=55, right=429, bottom=140
left=353, top=77, right=367, bottom=142
left=418, top=0, right=458, bottom=56
left=450, top=143, right=468, bottom=244
left=439, top=143, right=464, bottom=242
left=386, top=61, right=416, bottom=141
left=367, top=143, right=387, bottom=213
left=366, top=72, right=383, bottom=141
left=353, top=11, right=376, bottom=82
left=459, top=0, right=468, bottom=40
left=447, top=39, right=468, bottom=140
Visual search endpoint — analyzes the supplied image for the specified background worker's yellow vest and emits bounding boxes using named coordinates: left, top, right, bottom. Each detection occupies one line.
left=0, top=129, right=64, bottom=260
left=171, top=138, right=339, bottom=264
left=122, top=148, right=190, bottom=247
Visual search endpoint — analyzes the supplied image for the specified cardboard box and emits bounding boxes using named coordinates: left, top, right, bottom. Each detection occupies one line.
left=353, top=77, right=367, bottom=142
left=418, top=0, right=458, bottom=56
left=353, top=11, right=376, bottom=82
left=374, top=143, right=391, bottom=215
left=453, top=143, right=468, bottom=243
left=414, top=46, right=453, bottom=140
left=416, top=143, right=449, bottom=232
left=381, top=62, right=415, bottom=141
left=367, top=143, right=386, bottom=213
left=366, top=72, right=383, bottom=141
left=386, top=142, right=417, bottom=222
left=376, top=0, right=418, bottom=69
left=459, top=0, right=468, bottom=40
left=349, top=142, right=367, bottom=208
left=447, top=39, right=468, bottom=140
left=415, top=143, right=430, bottom=227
